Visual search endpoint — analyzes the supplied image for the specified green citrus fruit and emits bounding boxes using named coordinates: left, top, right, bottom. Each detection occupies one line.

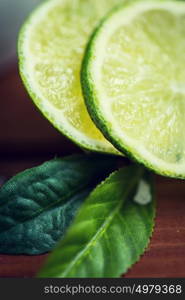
left=18, top=0, right=124, bottom=154
left=82, top=0, right=185, bottom=178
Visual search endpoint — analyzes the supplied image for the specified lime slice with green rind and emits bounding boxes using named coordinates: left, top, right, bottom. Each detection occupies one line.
left=82, top=0, right=185, bottom=178
left=18, top=0, right=123, bottom=154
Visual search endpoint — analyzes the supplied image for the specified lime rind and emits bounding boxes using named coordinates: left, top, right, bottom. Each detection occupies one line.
left=18, top=0, right=122, bottom=155
left=82, top=0, right=185, bottom=178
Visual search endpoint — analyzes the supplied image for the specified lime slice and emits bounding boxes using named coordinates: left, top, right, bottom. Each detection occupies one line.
left=82, top=0, right=185, bottom=178
left=18, top=0, right=123, bottom=154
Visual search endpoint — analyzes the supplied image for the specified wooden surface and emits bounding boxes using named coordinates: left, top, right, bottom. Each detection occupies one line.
left=0, top=65, right=185, bottom=278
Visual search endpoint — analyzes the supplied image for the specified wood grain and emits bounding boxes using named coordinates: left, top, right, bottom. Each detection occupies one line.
left=0, top=66, right=185, bottom=278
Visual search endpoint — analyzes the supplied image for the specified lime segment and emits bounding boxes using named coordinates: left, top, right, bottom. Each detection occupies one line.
left=82, top=0, right=185, bottom=177
left=18, top=0, right=123, bottom=154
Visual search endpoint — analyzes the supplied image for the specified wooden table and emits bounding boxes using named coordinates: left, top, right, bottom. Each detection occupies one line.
left=0, top=65, right=185, bottom=278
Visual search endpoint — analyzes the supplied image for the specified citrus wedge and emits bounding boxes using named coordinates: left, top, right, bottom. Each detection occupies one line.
left=18, top=0, right=123, bottom=154
left=82, top=0, right=185, bottom=178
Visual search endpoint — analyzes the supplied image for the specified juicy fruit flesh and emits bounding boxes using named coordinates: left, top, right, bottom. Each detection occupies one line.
left=27, top=0, right=122, bottom=149
left=102, top=9, right=185, bottom=164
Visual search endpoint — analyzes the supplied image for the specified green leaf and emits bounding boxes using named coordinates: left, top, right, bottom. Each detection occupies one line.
left=38, top=165, right=155, bottom=278
left=0, top=154, right=118, bottom=255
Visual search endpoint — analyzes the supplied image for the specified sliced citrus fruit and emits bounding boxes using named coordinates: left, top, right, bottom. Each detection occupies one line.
left=18, top=0, right=123, bottom=154
left=82, top=0, right=185, bottom=178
